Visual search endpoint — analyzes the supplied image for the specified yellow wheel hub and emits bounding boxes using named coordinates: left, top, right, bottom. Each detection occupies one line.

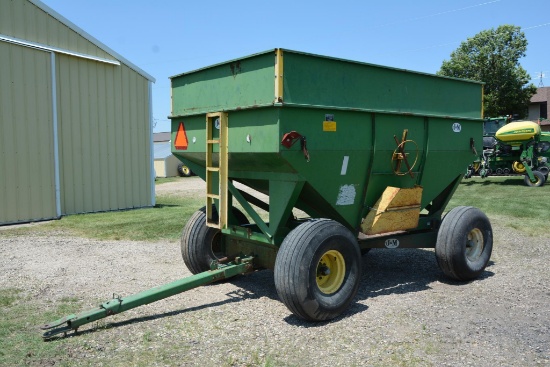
left=316, top=250, right=346, bottom=294
left=513, top=161, right=526, bottom=173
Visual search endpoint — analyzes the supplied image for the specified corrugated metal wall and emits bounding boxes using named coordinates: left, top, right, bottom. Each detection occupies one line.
left=0, top=42, right=57, bottom=223
left=0, top=0, right=113, bottom=61
left=0, top=0, right=153, bottom=224
left=56, top=56, right=152, bottom=214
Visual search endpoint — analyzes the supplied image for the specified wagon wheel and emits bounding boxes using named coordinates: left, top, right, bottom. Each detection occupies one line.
left=435, top=206, right=493, bottom=280
left=181, top=206, right=248, bottom=274
left=391, top=138, right=419, bottom=177
left=274, top=219, right=361, bottom=321
left=523, top=171, right=545, bottom=187
left=177, top=163, right=193, bottom=177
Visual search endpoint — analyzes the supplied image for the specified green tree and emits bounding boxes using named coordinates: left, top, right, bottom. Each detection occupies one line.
left=437, top=25, right=537, bottom=118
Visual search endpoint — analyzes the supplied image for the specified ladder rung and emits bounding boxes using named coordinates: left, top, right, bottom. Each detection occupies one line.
left=207, top=139, right=220, bottom=144
left=207, top=193, right=220, bottom=199
left=206, top=221, right=221, bottom=229
left=206, top=167, right=220, bottom=172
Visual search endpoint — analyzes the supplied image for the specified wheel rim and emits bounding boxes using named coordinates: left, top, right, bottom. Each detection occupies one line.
left=466, top=228, right=484, bottom=261
left=182, top=166, right=191, bottom=175
left=316, top=250, right=346, bottom=294
left=513, top=161, right=526, bottom=173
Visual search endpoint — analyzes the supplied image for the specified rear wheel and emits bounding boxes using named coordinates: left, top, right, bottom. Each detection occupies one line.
left=274, top=219, right=361, bottom=321
left=181, top=206, right=248, bottom=274
left=177, top=163, right=193, bottom=177
left=524, top=171, right=545, bottom=187
left=435, top=206, right=493, bottom=281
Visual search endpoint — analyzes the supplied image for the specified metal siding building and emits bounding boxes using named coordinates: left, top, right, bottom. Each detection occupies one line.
left=0, top=0, right=156, bottom=225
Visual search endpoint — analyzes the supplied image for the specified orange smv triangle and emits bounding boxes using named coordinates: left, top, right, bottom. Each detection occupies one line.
left=174, top=122, right=188, bottom=150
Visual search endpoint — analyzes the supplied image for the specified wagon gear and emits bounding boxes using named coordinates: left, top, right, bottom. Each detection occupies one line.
left=42, top=49, right=492, bottom=339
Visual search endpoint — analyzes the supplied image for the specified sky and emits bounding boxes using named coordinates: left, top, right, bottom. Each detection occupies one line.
left=41, top=0, right=550, bottom=133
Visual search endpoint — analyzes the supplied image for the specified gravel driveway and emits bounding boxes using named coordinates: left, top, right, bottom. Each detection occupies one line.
left=1, top=180, right=549, bottom=366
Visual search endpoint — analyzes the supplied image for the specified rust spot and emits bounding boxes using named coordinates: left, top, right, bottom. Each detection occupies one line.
left=230, top=61, right=241, bottom=78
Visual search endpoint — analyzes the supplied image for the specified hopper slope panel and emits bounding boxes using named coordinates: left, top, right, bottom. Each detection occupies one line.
left=278, top=108, right=372, bottom=229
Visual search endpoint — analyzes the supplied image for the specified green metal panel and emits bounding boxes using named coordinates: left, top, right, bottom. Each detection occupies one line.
left=170, top=51, right=276, bottom=117
left=282, top=51, right=482, bottom=119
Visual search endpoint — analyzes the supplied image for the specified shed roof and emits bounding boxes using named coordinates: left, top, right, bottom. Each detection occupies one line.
left=153, top=132, right=171, bottom=143
left=154, top=142, right=173, bottom=159
left=30, top=0, right=155, bottom=82
left=531, top=87, right=550, bottom=104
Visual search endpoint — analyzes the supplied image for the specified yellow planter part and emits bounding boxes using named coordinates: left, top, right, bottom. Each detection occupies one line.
left=495, top=121, right=541, bottom=143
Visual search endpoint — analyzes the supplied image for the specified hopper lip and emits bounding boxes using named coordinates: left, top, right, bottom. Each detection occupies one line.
left=169, top=48, right=484, bottom=86
left=169, top=48, right=279, bottom=79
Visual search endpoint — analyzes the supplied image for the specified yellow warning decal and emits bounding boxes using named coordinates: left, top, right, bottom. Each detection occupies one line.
left=323, top=121, right=336, bottom=132
left=175, top=122, right=189, bottom=150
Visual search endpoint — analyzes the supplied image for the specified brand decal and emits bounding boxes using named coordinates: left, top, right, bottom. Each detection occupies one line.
left=214, top=118, right=220, bottom=130
left=384, top=238, right=399, bottom=248
left=501, top=128, right=535, bottom=135
left=452, top=123, right=462, bottom=133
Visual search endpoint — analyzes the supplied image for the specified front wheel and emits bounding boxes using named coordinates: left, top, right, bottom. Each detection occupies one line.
left=435, top=206, right=493, bottom=281
left=181, top=206, right=248, bottom=274
left=524, top=171, right=545, bottom=187
left=274, top=219, right=361, bottom=321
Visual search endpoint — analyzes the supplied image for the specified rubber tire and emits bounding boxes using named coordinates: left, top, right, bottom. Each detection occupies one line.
left=524, top=171, right=545, bottom=187
left=181, top=206, right=248, bottom=274
left=177, top=163, right=193, bottom=177
left=435, top=206, right=493, bottom=281
left=274, top=219, right=361, bottom=321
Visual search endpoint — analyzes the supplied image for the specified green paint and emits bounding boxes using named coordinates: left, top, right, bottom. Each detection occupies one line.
left=171, top=48, right=483, bottom=242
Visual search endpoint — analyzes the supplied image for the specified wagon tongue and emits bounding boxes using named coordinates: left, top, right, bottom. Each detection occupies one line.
left=40, top=256, right=254, bottom=339
left=40, top=314, right=77, bottom=338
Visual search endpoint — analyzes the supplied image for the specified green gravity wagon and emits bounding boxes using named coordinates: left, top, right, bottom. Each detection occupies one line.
left=42, top=49, right=493, bottom=338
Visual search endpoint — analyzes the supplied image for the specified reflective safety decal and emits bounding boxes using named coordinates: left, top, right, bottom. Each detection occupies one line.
left=175, top=122, right=189, bottom=150
left=341, top=156, right=349, bottom=175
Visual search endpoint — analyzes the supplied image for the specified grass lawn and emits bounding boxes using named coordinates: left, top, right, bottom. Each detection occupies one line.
left=448, top=175, right=549, bottom=236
